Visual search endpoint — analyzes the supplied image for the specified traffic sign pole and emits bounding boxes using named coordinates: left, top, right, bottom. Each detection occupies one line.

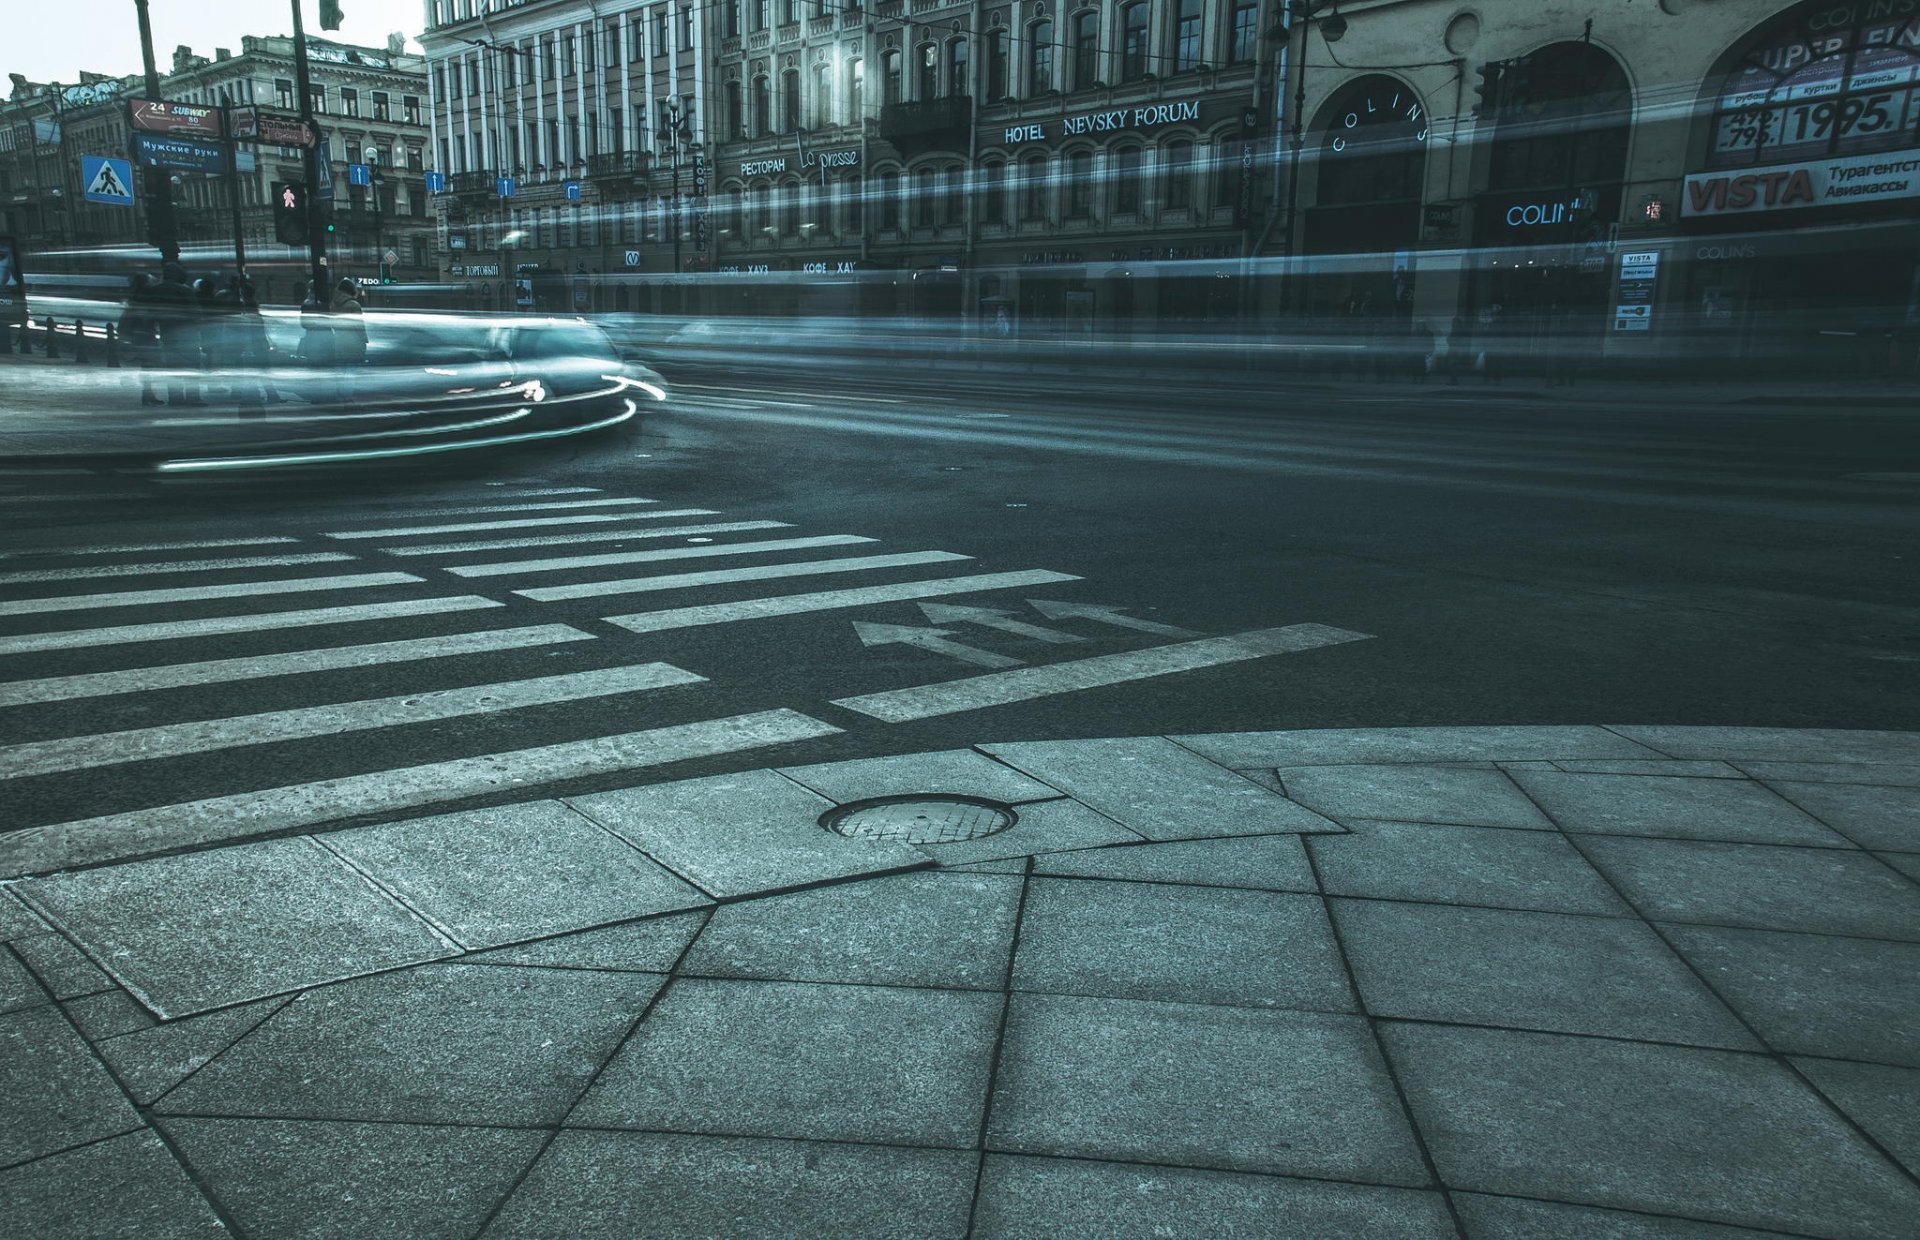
left=220, top=93, right=248, bottom=275
left=132, top=0, right=179, bottom=261
left=289, top=0, right=329, bottom=303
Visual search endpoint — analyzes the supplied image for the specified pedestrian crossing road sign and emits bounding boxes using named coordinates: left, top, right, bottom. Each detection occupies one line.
left=81, top=155, right=135, bottom=205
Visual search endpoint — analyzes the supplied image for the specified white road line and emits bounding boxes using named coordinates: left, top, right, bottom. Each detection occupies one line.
left=448, top=534, right=877, bottom=578
left=607, top=569, right=1083, bottom=634
left=409, top=496, right=660, bottom=517
left=0, top=596, right=502, bottom=656
left=6, top=536, right=302, bottom=558
left=0, top=708, right=842, bottom=877
left=0, top=571, right=422, bottom=618
left=0, top=552, right=358, bottom=585
left=830, top=623, right=1376, bottom=723
left=378, top=513, right=739, bottom=556
left=328, top=511, right=698, bottom=539
left=478, top=486, right=602, bottom=496
left=0, top=663, right=703, bottom=780
left=517, top=551, right=971, bottom=602
left=0, top=623, right=593, bottom=708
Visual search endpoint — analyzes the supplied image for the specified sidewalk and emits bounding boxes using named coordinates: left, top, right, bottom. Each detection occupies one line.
left=3, top=724, right=1917, bottom=1238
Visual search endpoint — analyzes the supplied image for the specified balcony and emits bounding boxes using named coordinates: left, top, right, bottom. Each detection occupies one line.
left=449, top=171, right=501, bottom=196
left=879, top=96, right=970, bottom=154
left=589, top=151, right=651, bottom=179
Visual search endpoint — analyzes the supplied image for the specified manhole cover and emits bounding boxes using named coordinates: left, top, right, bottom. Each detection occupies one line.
left=822, top=796, right=1016, bottom=845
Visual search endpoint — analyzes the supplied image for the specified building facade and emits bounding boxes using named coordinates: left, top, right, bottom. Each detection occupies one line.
left=2, top=36, right=435, bottom=299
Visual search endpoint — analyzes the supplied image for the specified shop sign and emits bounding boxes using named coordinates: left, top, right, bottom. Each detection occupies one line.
left=1682, top=149, right=1920, bottom=217
left=1613, top=250, right=1660, bottom=333
left=466, top=262, right=501, bottom=276
left=127, top=99, right=222, bottom=140
left=740, top=157, right=790, bottom=176
left=809, top=147, right=859, bottom=170
left=802, top=260, right=858, bottom=274
left=1491, top=192, right=1593, bottom=233
left=997, top=99, right=1204, bottom=146
left=229, top=108, right=315, bottom=148
left=130, top=132, right=228, bottom=175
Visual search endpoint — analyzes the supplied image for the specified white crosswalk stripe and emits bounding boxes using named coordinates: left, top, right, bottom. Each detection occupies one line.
left=327, top=511, right=685, bottom=539
left=3, top=536, right=302, bottom=559
left=379, top=515, right=755, bottom=556
left=516, top=551, right=973, bottom=602
left=0, top=596, right=502, bottom=656
left=447, top=534, right=877, bottom=578
left=0, top=571, right=423, bottom=618
left=0, top=623, right=593, bottom=707
left=0, top=552, right=359, bottom=585
left=411, top=496, right=663, bottom=517
left=0, top=663, right=704, bottom=779
left=608, top=569, right=1084, bottom=633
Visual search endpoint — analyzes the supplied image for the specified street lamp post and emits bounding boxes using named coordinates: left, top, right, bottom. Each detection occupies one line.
left=132, top=0, right=180, bottom=260
left=654, top=96, right=700, bottom=276
left=1281, top=0, right=1345, bottom=314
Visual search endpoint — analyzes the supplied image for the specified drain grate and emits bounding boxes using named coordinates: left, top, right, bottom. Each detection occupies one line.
left=822, top=795, right=1017, bottom=845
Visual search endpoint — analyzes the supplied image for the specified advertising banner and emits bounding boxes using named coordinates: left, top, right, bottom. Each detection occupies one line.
left=231, top=108, right=316, bottom=148
left=127, top=99, right=223, bottom=140
left=1683, top=149, right=1920, bottom=218
left=130, top=132, right=228, bottom=175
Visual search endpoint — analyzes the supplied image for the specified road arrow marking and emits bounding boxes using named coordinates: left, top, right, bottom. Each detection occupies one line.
left=853, top=621, right=1024, bottom=669
left=918, top=602, right=1083, bottom=644
left=1026, top=598, right=1200, bottom=638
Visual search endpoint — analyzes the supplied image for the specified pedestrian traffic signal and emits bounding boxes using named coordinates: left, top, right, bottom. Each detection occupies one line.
left=272, top=180, right=308, bottom=246
left=1472, top=61, right=1506, bottom=115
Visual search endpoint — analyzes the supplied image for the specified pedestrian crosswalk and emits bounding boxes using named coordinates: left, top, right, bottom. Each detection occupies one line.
left=0, top=484, right=1089, bottom=876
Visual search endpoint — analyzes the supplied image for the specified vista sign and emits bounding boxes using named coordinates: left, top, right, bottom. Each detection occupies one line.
left=1683, top=150, right=1920, bottom=217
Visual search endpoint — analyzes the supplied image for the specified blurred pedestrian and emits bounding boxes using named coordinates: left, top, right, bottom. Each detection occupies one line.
left=150, top=262, right=202, bottom=406
left=330, top=278, right=367, bottom=365
left=218, top=274, right=277, bottom=410
left=121, top=275, right=164, bottom=406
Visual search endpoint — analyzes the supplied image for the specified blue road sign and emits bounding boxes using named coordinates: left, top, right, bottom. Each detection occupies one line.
left=129, top=133, right=227, bottom=175
left=311, top=141, right=335, bottom=200
left=423, top=170, right=447, bottom=193
left=563, top=180, right=582, bottom=200
left=348, top=163, right=371, bottom=186
left=81, top=155, right=135, bottom=205
left=496, top=176, right=516, bottom=198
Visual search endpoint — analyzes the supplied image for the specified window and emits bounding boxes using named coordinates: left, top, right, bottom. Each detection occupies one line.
left=542, top=40, right=555, bottom=79
left=726, top=80, right=744, bottom=138
left=583, top=33, right=595, bottom=71
left=561, top=35, right=575, bottom=76
left=944, top=164, right=964, bottom=224
left=883, top=50, right=902, bottom=105
left=949, top=38, right=969, bottom=98
left=724, top=0, right=740, bottom=38
left=781, top=179, right=799, bottom=233
left=727, top=188, right=743, bottom=238
left=1228, top=0, right=1257, bottom=65
left=846, top=172, right=863, bottom=229
left=915, top=167, right=935, bottom=226
left=341, top=87, right=360, bottom=117
left=1213, top=137, right=1240, bottom=204
left=781, top=68, right=800, bottom=132
left=373, top=91, right=391, bottom=121
left=309, top=85, right=327, bottom=113
left=1114, top=145, right=1141, bottom=212
left=779, top=0, right=796, bottom=24
left=408, top=145, right=424, bottom=170
left=630, top=17, right=646, bottom=59
left=605, top=22, right=621, bottom=65
left=1162, top=138, right=1192, bottom=208
left=986, top=29, right=1009, bottom=101
left=1073, top=11, right=1099, bottom=89
left=1122, top=3, right=1148, bottom=81
left=579, top=202, right=595, bottom=246
left=918, top=43, right=938, bottom=100
left=678, top=7, right=692, bottom=51
left=850, top=59, right=865, bottom=118
left=404, top=95, right=422, bottom=124
left=652, top=9, right=668, bottom=56
left=1029, top=21, right=1054, bottom=93
left=752, top=0, right=768, bottom=33
left=812, top=62, right=832, bottom=127
left=1067, top=149, right=1092, bottom=217
left=1021, top=153, right=1048, bottom=220
left=879, top=169, right=900, bottom=229
left=752, top=75, right=771, bottom=134
left=1174, top=0, right=1201, bottom=72
left=982, top=161, right=1005, bottom=223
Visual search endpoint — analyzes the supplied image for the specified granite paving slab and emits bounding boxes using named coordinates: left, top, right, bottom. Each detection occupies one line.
left=681, top=870, right=1021, bottom=989
left=1309, top=819, right=1630, bottom=916
left=0, top=1006, right=142, bottom=1166
left=1766, top=781, right=1920, bottom=851
left=1451, top=1193, right=1806, bottom=1239
left=1577, top=836, right=1920, bottom=941
left=1382, top=1022, right=1920, bottom=1237
left=1510, top=770, right=1851, bottom=847
left=62, top=990, right=155, bottom=1040
left=1278, top=765, right=1554, bottom=830
left=1176, top=725, right=1659, bottom=768
left=94, top=996, right=291, bottom=1106
left=566, top=768, right=927, bottom=899
left=325, top=800, right=709, bottom=951
left=1549, top=759, right=1746, bottom=778
left=972, top=1154, right=1457, bottom=1239
left=0, top=949, right=46, bottom=1016
left=11, top=932, right=114, bottom=999
left=1883, top=852, right=1920, bottom=883
left=463, top=910, right=707, bottom=973
left=1030, top=833, right=1317, bottom=891
left=0, top=1130, right=225, bottom=1240
left=1331, top=900, right=1757, bottom=1049
left=1662, top=925, right=1920, bottom=1067
left=485, top=1131, right=978, bottom=1240
left=913, top=795, right=1145, bottom=865
left=986, top=993, right=1428, bottom=1183
left=945, top=858, right=1032, bottom=874
left=1610, top=726, right=1920, bottom=765
left=573, top=977, right=1000, bottom=1146
left=1013, top=878, right=1353, bottom=1011
left=1737, top=761, right=1920, bottom=787
left=780, top=748, right=1062, bottom=804
left=17, top=836, right=456, bottom=1018
left=1790, top=1058, right=1920, bottom=1174
left=157, top=963, right=662, bottom=1124
left=161, top=1117, right=545, bottom=1240
left=983, top=737, right=1339, bottom=839
left=0, top=889, right=43, bottom=940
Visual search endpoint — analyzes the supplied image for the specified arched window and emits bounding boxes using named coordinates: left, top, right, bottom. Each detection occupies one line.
left=846, top=172, right=864, bottom=229
left=883, top=49, right=903, bottom=104
left=982, top=160, right=1006, bottom=223
left=780, top=177, right=800, bottom=233
left=910, top=166, right=933, bottom=226
left=780, top=69, right=801, bottom=133
left=811, top=61, right=832, bottom=127
left=1173, top=0, right=1202, bottom=72
left=918, top=42, right=939, bottom=99
left=1066, top=148, right=1093, bottom=217
left=1708, top=1, right=1920, bottom=169
left=1114, top=145, right=1143, bottom=213
left=751, top=75, right=771, bottom=135
left=1021, top=152, right=1049, bottom=220
left=1029, top=21, right=1054, bottom=94
left=1308, top=75, right=1430, bottom=254
left=726, top=187, right=743, bottom=239
left=949, top=38, right=970, bottom=98
left=1162, top=139, right=1193, bottom=209
left=1484, top=44, right=1628, bottom=213
left=725, top=81, right=744, bottom=139
left=878, top=168, right=901, bottom=229
left=849, top=58, right=865, bottom=118
left=1121, top=3, right=1149, bottom=81
left=986, top=29, right=1009, bottom=101
left=944, top=164, right=965, bottom=224
left=1072, top=11, right=1099, bottom=89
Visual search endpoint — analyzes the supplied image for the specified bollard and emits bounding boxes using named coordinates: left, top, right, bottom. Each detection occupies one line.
left=43, top=319, right=58, bottom=360
left=74, top=320, right=89, bottom=365
left=106, top=322, right=120, bottom=368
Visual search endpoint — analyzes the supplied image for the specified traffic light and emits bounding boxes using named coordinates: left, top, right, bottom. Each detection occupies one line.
left=319, top=0, right=345, bottom=32
left=321, top=201, right=337, bottom=234
left=272, top=180, right=308, bottom=246
left=1472, top=61, right=1506, bottom=116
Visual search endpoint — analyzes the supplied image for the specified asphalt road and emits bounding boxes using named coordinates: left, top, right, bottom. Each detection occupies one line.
left=3, top=359, right=1917, bottom=870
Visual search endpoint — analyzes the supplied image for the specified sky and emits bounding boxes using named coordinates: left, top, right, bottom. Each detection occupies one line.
left=7, top=0, right=427, bottom=87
